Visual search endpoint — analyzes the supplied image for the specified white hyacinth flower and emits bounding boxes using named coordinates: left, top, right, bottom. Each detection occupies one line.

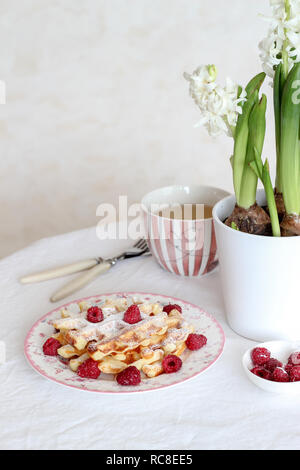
left=184, top=65, right=246, bottom=138
left=259, top=0, right=300, bottom=78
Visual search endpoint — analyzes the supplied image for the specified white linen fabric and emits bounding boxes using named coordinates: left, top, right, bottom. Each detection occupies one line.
left=1, top=224, right=300, bottom=450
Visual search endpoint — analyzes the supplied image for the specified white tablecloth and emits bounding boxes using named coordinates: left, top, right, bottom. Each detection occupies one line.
left=1, top=224, right=300, bottom=450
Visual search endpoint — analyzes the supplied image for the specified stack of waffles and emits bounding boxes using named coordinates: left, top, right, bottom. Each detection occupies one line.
left=50, top=297, right=195, bottom=379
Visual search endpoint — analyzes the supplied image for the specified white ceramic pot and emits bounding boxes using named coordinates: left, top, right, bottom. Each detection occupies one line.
left=213, top=189, right=300, bottom=342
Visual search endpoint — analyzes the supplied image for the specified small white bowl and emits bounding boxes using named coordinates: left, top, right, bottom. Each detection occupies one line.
left=242, top=340, right=300, bottom=394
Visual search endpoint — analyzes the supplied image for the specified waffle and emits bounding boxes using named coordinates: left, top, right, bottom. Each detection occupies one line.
left=87, top=313, right=182, bottom=361
left=47, top=296, right=198, bottom=383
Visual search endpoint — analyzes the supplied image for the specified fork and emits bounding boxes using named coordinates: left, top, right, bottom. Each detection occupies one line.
left=49, top=239, right=150, bottom=302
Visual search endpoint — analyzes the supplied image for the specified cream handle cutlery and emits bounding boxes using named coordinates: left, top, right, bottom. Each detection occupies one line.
left=19, top=239, right=150, bottom=302
left=50, top=260, right=113, bottom=302
left=20, top=258, right=102, bottom=284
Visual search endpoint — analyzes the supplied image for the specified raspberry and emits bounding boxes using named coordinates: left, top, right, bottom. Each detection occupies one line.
left=251, top=347, right=271, bottom=366
left=264, top=357, right=283, bottom=373
left=77, top=358, right=101, bottom=379
left=116, top=366, right=141, bottom=386
left=272, top=367, right=290, bottom=382
left=289, top=365, right=300, bottom=382
left=162, top=354, right=182, bottom=373
left=123, top=305, right=142, bottom=324
left=250, top=366, right=271, bottom=380
left=43, top=337, right=61, bottom=356
left=285, top=363, right=294, bottom=375
left=163, top=304, right=182, bottom=315
left=288, top=351, right=300, bottom=366
left=87, top=306, right=104, bottom=323
left=186, top=333, right=207, bottom=351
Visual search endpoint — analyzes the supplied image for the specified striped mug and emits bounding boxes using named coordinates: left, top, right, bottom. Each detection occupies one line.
left=141, top=185, right=230, bottom=277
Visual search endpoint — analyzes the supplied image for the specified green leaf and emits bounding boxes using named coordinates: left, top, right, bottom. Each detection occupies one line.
left=245, top=72, right=266, bottom=97
left=233, top=89, right=258, bottom=204
left=249, top=153, right=281, bottom=237
left=280, top=62, right=300, bottom=215
left=262, top=160, right=281, bottom=237
left=273, top=63, right=283, bottom=192
left=233, top=73, right=266, bottom=206
left=249, top=160, right=260, bottom=179
left=253, top=146, right=263, bottom=178
left=238, top=94, right=267, bottom=209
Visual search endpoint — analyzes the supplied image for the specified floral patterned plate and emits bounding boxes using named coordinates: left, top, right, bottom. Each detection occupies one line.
left=24, top=292, right=225, bottom=394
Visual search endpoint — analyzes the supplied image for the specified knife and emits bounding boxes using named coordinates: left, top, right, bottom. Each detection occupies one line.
left=20, top=258, right=103, bottom=284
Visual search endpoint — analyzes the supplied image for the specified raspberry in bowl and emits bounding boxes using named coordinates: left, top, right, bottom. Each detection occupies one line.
left=242, top=340, right=300, bottom=394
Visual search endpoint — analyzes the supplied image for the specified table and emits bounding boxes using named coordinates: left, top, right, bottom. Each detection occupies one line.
left=1, top=224, right=299, bottom=450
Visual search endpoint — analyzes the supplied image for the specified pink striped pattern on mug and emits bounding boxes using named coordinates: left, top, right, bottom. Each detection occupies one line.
left=143, top=210, right=218, bottom=277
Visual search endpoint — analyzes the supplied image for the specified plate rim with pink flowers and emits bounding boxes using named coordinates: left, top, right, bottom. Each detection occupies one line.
left=24, top=291, right=225, bottom=394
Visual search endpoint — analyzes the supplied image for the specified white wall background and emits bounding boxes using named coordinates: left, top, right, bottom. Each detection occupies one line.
left=0, top=0, right=273, bottom=257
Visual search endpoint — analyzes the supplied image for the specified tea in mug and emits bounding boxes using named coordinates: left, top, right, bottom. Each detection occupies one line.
left=155, top=203, right=213, bottom=220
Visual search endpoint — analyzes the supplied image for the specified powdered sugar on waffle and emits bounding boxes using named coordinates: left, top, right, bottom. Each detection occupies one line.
left=52, top=297, right=166, bottom=347
left=162, top=321, right=194, bottom=348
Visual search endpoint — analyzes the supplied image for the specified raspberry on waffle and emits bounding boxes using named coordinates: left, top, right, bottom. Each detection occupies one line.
left=44, top=296, right=206, bottom=386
